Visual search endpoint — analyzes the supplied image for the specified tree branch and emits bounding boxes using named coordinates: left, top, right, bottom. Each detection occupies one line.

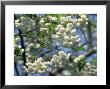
left=14, top=27, right=38, bottom=36
left=14, top=62, right=19, bottom=76
left=84, top=47, right=97, bottom=58
left=18, top=29, right=27, bottom=76
left=39, top=46, right=59, bottom=57
left=79, top=27, right=88, bottom=43
left=87, top=20, right=93, bottom=49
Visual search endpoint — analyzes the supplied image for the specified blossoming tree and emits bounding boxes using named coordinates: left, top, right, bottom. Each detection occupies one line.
left=14, top=14, right=97, bottom=76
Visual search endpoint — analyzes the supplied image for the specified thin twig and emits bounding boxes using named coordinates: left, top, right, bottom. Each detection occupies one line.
left=84, top=47, right=97, bottom=58
left=79, top=27, right=88, bottom=43
left=14, top=27, right=38, bottom=36
left=39, top=46, right=59, bottom=57
left=87, top=21, right=92, bottom=49
left=14, top=62, right=19, bottom=76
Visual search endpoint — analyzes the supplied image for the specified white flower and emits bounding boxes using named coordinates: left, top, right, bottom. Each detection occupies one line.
left=73, top=57, right=80, bottom=63
left=40, top=28, right=48, bottom=31
left=25, top=62, right=32, bottom=66
left=66, top=16, right=72, bottom=21
left=51, top=17, right=57, bottom=21
left=53, top=55, right=59, bottom=60
left=68, top=42, right=73, bottom=46
left=61, top=21, right=65, bottom=25
left=74, top=35, right=80, bottom=39
left=60, top=17, right=65, bottom=21
left=18, top=45, right=21, bottom=49
left=45, top=23, right=50, bottom=26
left=39, top=18, right=45, bottom=24
left=55, top=25, right=63, bottom=31
left=67, top=23, right=73, bottom=28
left=63, top=41, right=69, bottom=47
left=77, top=22, right=80, bottom=26
left=20, top=49, right=24, bottom=53
left=72, top=19, right=77, bottom=25
left=78, top=18, right=82, bottom=22
left=56, top=32, right=62, bottom=36
left=86, top=63, right=91, bottom=66
left=52, top=34, right=60, bottom=39
left=59, top=27, right=65, bottom=33
left=58, top=51, right=66, bottom=58
left=76, top=38, right=81, bottom=43
left=76, top=14, right=89, bottom=27
left=48, top=16, right=57, bottom=21
left=85, top=18, right=89, bottom=21
left=28, top=43, right=34, bottom=48
left=21, top=16, right=25, bottom=20
left=25, top=47, right=30, bottom=52
left=15, top=16, right=36, bottom=32
left=70, top=36, right=75, bottom=41
left=57, top=24, right=63, bottom=29
left=55, top=35, right=60, bottom=39
left=85, top=22, right=88, bottom=25
left=71, top=28, right=76, bottom=34
left=79, top=55, right=85, bottom=60
left=65, top=28, right=71, bottom=33
left=15, top=20, right=19, bottom=23
left=64, top=35, right=69, bottom=41
left=36, top=57, right=44, bottom=62
left=66, top=53, right=71, bottom=61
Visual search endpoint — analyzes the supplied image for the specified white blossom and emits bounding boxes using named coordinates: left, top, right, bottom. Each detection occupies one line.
left=24, top=51, right=71, bottom=73
left=52, top=19, right=81, bottom=47
left=73, top=57, right=80, bottom=63
left=39, top=18, right=45, bottom=24
left=45, top=23, right=50, bottom=26
left=48, top=16, right=57, bottom=21
left=20, top=49, right=24, bottom=53
left=77, top=14, right=89, bottom=26
left=15, top=16, right=36, bottom=32
left=73, top=55, right=85, bottom=63
left=40, top=28, right=48, bottom=33
left=67, top=23, right=73, bottom=28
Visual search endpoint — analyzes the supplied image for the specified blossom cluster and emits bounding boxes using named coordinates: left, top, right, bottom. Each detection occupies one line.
left=60, top=16, right=77, bottom=26
left=14, top=14, right=96, bottom=76
left=39, top=18, right=50, bottom=33
left=52, top=24, right=80, bottom=47
left=23, top=51, right=71, bottom=73
left=50, top=51, right=71, bottom=67
left=23, top=57, right=50, bottom=73
left=84, top=62, right=97, bottom=75
left=47, top=16, right=57, bottom=22
left=77, top=14, right=89, bottom=26
left=15, top=16, right=36, bottom=32
left=73, top=55, right=85, bottom=63
left=38, top=15, right=89, bottom=48
left=14, top=36, right=25, bottom=61
left=39, top=16, right=59, bottom=33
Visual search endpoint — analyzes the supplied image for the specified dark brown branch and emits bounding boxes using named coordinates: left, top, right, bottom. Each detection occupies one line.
left=79, top=27, right=88, bottom=42
left=84, top=47, right=97, bottom=58
left=39, top=46, right=59, bottom=57
left=14, top=62, right=19, bottom=76
left=14, top=27, right=38, bottom=36
left=78, top=42, right=88, bottom=48
left=87, top=21, right=93, bottom=49
left=18, top=29, right=27, bottom=76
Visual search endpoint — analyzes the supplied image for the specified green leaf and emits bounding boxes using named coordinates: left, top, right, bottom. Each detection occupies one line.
left=77, top=60, right=86, bottom=71
left=74, top=46, right=85, bottom=51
